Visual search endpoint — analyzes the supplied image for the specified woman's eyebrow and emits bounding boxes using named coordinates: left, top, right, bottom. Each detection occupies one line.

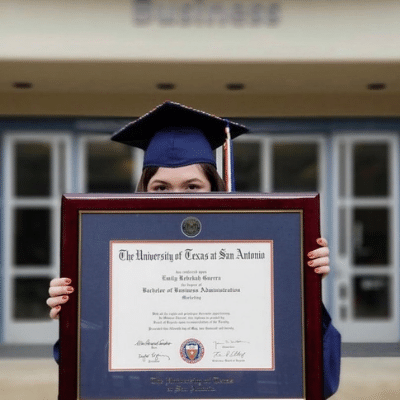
left=184, top=178, right=203, bottom=183
left=148, top=179, right=169, bottom=185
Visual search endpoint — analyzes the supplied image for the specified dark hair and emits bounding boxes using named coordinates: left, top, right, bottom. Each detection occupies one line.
left=136, top=163, right=226, bottom=192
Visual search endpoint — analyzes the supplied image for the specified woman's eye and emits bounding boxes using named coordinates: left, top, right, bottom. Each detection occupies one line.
left=154, top=185, right=167, bottom=191
left=187, top=184, right=200, bottom=190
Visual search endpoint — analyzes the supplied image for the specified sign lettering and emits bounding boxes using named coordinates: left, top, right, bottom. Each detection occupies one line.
left=133, top=0, right=281, bottom=27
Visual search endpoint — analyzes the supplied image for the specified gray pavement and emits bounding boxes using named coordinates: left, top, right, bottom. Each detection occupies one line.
left=1, top=356, right=399, bottom=399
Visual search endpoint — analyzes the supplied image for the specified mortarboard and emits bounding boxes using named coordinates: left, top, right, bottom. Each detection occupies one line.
left=111, top=101, right=248, bottom=191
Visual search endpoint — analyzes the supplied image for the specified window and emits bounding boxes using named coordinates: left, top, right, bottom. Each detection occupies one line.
left=80, top=137, right=137, bottom=193
left=4, top=133, right=71, bottom=342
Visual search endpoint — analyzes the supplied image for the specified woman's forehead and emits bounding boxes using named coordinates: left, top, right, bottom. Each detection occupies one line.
left=150, top=164, right=207, bottom=181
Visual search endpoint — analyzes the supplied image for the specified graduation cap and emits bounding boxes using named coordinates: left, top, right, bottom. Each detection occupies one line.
left=111, top=101, right=248, bottom=191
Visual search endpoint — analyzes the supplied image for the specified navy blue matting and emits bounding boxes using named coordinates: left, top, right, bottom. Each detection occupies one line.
left=80, top=211, right=303, bottom=399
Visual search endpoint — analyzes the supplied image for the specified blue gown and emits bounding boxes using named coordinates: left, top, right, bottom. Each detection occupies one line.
left=322, top=305, right=341, bottom=398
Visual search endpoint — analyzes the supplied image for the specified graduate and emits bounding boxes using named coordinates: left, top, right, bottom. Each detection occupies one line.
left=47, top=101, right=340, bottom=398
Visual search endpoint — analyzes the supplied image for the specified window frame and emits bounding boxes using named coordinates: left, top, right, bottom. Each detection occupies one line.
left=332, top=132, right=399, bottom=341
left=3, top=132, right=72, bottom=343
left=78, top=134, right=141, bottom=194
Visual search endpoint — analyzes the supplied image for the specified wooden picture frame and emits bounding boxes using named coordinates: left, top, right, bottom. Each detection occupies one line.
left=59, top=193, right=323, bottom=400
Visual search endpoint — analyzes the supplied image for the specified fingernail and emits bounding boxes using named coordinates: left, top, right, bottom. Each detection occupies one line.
left=62, top=295, right=68, bottom=300
left=65, top=279, right=72, bottom=284
left=67, top=287, right=74, bottom=293
left=308, top=252, right=314, bottom=258
left=308, top=261, right=314, bottom=266
left=56, top=306, right=61, bottom=310
left=314, top=268, right=321, bottom=274
left=317, top=239, right=323, bottom=245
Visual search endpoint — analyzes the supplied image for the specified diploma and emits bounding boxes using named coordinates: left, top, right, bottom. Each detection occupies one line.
left=110, top=241, right=274, bottom=371
left=60, top=193, right=324, bottom=400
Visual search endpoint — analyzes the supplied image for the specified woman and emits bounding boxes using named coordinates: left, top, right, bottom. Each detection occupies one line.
left=47, top=101, right=338, bottom=398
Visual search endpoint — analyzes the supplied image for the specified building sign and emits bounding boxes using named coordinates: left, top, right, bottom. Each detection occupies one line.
left=133, top=0, right=281, bottom=27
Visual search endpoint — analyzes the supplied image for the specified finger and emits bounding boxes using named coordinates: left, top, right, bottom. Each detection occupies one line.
left=314, top=266, right=330, bottom=277
left=46, top=295, right=69, bottom=309
left=308, top=247, right=329, bottom=259
left=307, top=256, right=330, bottom=268
left=49, top=306, right=61, bottom=320
left=316, top=237, right=328, bottom=247
left=50, top=278, right=72, bottom=287
left=49, top=285, right=74, bottom=297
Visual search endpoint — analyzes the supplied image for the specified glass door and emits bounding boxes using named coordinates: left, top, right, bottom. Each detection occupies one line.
left=231, top=133, right=329, bottom=302
left=332, top=133, right=399, bottom=342
left=232, top=133, right=326, bottom=195
left=78, top=135, right=140, bottom=193
left=3, top=133, right=72, bottom=343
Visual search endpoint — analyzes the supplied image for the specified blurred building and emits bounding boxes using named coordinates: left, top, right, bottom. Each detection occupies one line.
left=0, top=1, right=399, bottom=346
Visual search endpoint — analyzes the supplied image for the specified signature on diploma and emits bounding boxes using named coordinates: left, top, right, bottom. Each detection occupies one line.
left=135, top=339, right=172, bottom=347
left=213, top=340, right=250, bottom=349
left=213, top=350, right=246, bottom=359
left=212, top=340, right=249, bottom=361
left=139, top=353, right=171, bottom=363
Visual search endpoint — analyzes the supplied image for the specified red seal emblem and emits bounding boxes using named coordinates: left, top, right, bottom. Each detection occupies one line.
left=180, top=338, right=204, bottom=364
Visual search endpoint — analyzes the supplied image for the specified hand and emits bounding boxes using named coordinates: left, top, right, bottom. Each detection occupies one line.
left=46, top=278, right=74, bottom=319
left=307, top=238, right=330, bottom=278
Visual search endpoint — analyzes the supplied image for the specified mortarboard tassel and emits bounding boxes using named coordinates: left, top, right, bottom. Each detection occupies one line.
left=223, top=122, right=236, bottom=192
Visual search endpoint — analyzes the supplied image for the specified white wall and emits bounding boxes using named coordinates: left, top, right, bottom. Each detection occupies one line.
left=1, top=1, right=399, bottom=118
left=1, top=0, right=400, bottom=62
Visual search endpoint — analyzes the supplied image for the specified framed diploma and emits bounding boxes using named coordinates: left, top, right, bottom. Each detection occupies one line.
left=59, top=193, right=324, bottom=400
